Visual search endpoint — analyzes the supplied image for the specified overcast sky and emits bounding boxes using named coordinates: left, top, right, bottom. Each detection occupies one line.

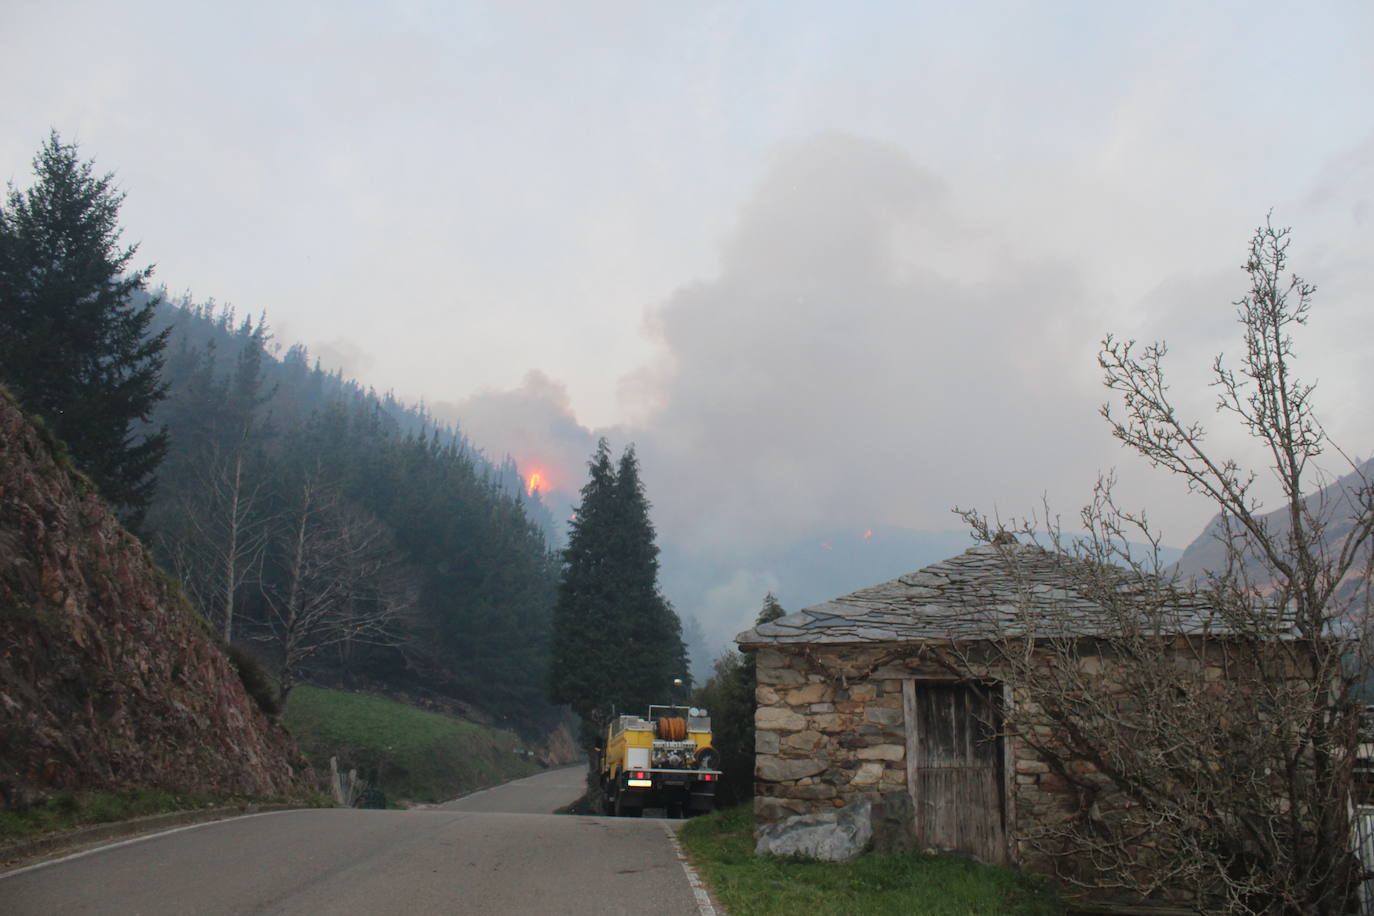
left=7, top=1, right=1373, bottom=642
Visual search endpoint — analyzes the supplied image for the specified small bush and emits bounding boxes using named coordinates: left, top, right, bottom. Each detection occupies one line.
left=226, top=643, right=280, bottom=716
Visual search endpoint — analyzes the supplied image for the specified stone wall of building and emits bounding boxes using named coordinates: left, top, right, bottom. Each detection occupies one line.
left=752, top=642, right=1083, bottom=869
left=753, top=644, right=935, bottom=827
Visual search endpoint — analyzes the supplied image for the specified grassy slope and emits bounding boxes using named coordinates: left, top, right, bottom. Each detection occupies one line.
left=282, top=686, right=541, bottom=805
left=680, top=806, right=1064, bottom=916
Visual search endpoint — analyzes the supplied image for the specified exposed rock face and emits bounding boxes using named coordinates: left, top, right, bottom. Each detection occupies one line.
left=0, top=389, right=312, bottom=808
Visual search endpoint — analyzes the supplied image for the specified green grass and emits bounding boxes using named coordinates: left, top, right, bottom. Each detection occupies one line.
left=0, top=788, right=301, bottom=842
left=281, top=686, right=541, bottom=806
left=679, top=805, right=1064, bottom=916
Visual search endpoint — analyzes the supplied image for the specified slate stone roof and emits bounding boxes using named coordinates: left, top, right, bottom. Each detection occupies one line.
left=736, top=543, right=1218, bottom=647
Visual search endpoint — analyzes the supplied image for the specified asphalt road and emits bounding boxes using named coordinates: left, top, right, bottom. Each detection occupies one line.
left=0, top=767, right=708, bottom=916
left=442, top=764, right=590, bottom=814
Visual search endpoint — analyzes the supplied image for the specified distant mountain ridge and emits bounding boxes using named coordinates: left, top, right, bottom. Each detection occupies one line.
left=1172, top=458, right=1374, bottom=590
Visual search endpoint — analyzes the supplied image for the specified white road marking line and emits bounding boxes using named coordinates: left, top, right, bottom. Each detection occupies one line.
left=661, top=822, right=719, bottom=916
left=0, top=809, right=298, bottom=880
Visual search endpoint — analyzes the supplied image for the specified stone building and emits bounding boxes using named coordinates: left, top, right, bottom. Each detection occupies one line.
left=735, top=541, right=1216, bottom=867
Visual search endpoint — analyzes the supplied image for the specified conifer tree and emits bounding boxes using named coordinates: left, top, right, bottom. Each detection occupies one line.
left=612, top=446, right=688, bottom=700
left=549, top=440, right=687, bottom=745
left=0, top=132, right=168, bottom=524
left=548, top=440, right=619, bottom=743
left=693, top=592, right=787, bottom=804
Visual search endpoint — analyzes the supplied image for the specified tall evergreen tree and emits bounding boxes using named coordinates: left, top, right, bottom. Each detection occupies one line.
left=549, top=440, right=687, bottom=745
left=0, top=132, right=168, bottom=524
left=693, top=592, right=787, bottom=804
left=548, top=440, right=619, bottom=743
left=612, top=446, right=688, bottom=699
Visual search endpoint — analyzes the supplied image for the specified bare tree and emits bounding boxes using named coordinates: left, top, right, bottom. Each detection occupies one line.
left=958, top=219, right=1374, bottom=913
left=161, top=438, right=274, bottom=643
left=259, top=469, right=413, bottom=702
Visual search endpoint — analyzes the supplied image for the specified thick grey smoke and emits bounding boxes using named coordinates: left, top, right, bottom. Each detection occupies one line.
left=443, top=133, right=1374, bottom=649
left=453, top=134, right=1119, bottom=644
left=632, top=133, right=1108, bottom=553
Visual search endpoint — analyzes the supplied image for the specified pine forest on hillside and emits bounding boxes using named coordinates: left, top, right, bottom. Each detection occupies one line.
left=141, top=299, right=562, bottom=724
left=0, top=131, right=692, bottom=754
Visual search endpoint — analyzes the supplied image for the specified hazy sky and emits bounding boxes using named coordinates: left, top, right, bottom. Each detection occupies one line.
left=7, top=1, right=1373, bottom=642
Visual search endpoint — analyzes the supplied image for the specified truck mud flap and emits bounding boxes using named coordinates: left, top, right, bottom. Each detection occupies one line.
left=688, top=792, right=716, bottom=812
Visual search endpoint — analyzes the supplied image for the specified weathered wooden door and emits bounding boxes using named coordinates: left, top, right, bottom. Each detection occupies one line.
left=902, top=680, right=1007, bottom=864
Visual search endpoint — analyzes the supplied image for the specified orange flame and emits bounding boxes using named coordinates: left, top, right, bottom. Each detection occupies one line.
left=526, top=471, right=543, bottom=496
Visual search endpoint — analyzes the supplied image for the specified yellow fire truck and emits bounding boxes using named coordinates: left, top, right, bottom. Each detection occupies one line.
left=596, top=705, right=722, bottom=817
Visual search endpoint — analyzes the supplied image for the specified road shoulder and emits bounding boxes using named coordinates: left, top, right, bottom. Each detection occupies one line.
left=0, top=803, right=307, bottom=873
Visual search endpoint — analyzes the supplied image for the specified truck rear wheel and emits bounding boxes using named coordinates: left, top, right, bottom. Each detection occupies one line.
left=614, top=794, right=641, bottom=818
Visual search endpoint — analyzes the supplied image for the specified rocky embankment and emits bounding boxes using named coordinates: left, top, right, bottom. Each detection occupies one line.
left=0, top=387, right=312, bottom=808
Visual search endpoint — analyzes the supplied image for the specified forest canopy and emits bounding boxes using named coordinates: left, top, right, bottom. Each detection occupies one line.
left=142, top=298, right=562, bottom=724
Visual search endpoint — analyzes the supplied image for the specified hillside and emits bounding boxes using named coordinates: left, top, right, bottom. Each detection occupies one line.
left=282, top=686, right=550, bottom=805
left=1173, top=458, right=1374, bottom=595
left=0, top=386, right=312, bottom=809
left=139, top=299, right=564, bottom=733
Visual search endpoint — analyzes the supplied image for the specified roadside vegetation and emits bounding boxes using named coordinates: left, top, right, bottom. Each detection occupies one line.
left=282, top=686, right=541, bottom=806
left=0, top=788, right=311, bottom=843
left=679, top=806, right=1063, bottom=916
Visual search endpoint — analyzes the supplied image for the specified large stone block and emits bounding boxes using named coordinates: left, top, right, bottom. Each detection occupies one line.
left=757, top=667, right=806, bottom=687
left=807, top=712, right=850, bottom=730
left=850, top=761, right=884, bottom=786
left=782, top=730, right=825, bottom=753
left=756, top=757, right=828, bottom=782
left=755, top=648, right=785, bottom=670
left=755, top=706, right=806, bottom=731
left=756, top=685, right=780, bottom=706
left=785, top=684, right=832, bottom=705
left=856, top=744, right=905, bottom=762
left=755, top=730, right=780, bottom=755
left=864, top=706, right=902, bottom=726
left=848, top=683, right=878, bottom=702
left=754, top=800, right=874, bottom=861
